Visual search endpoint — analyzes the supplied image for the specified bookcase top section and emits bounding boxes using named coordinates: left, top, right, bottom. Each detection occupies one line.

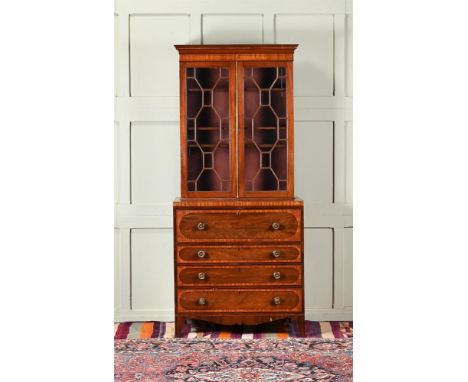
left=175, top=44, right=298, bottom=62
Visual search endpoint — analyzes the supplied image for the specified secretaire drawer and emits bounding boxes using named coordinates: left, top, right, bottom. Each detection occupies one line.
left=175, top=209, right=302, bottom=243
left=177, top=245, right=302, bottom=263
left=177, top=289, right=302, bottom=313
left=177, top=265, right=302, bottom=287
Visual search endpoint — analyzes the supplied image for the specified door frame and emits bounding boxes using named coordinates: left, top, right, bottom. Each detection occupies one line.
left=237, top=60, right=295, bottom=198
left=179, top=61, right=237, bottom=198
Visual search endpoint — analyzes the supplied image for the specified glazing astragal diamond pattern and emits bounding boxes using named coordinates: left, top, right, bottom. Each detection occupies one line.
left=186, top=68, right=230, bottom=192
left=244, top=67, right=288, bottom=192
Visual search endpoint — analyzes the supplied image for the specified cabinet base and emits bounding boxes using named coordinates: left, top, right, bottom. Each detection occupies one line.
left=175, top=314, right=305, bottom=338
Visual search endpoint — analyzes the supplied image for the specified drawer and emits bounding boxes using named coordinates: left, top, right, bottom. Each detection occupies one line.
left=175, top=209, right=302, bottom=243
left=177, top=245, right=302, bottom=264
left=177, top=289, right=302, bottom=313
left=177, top=265, right=302, bottom=287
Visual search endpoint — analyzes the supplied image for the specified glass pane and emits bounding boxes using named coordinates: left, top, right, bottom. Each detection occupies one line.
left=186, top=67, right=230, bottom=193
left=243, top=66, right=288, bottom=192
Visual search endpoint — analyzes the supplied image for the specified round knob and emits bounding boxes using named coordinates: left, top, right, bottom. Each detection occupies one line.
left=272, top=222, right=280, bottom=230
left=198, top=272, right=206, bottom=280
left=197, top=250, right=206, bottom=258
left=273, top=296, right=281, bottom=305
left=197, top=222, right=206, bottom=231
left=273, top=271, right=281, bottom=280
left=198, top=297, right=206, bottom=305
left=272, top=250, right=281, bottom=258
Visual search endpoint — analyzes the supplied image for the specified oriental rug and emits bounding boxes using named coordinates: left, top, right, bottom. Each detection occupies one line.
left=114, top=337, right=353, bottom=381
left=114, top=320, right=353, bottom=340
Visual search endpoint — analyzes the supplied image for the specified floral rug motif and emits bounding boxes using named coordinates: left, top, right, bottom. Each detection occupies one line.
left=115, top=338, right=353, bottom=381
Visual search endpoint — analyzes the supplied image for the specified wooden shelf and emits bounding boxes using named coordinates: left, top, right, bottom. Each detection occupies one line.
left=245, top=142, right=287, bottom=149
left=188, top=127, right=220, bottom=131
left=244, top=88, right=286, bottom=92
left=187, top=142, right=229, bottom=149
left=187, top=88, right=229, bottom=92
left=255, top=126, right=277, bottom=130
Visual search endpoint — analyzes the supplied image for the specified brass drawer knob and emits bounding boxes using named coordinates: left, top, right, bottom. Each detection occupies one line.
left=198, top=272, right=206, bottom=280
left=273, top=296, right=281, bottom=305
left=197, top=250, right=206, bottom=258
left=273, top=271, right=281, bottom=280
left=272, top=222, right=280, bottom=230
left=197, top=222, right=206, bottom=230
left=198, top=297, right=207, bottom=305
left=272, top=250, right=281, bottom=258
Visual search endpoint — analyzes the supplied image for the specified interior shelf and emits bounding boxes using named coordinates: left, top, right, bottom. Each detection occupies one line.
left=254, top=126, right=278, bottom=130
left=244, top=88, right=286, bottom=92
left=187, top=89, right=229, bottom=92
left=187, top=127, right=221, bottom=131
left=245, top=142, right=287, bottom=149
left=187, top=142, right=229, bottom=149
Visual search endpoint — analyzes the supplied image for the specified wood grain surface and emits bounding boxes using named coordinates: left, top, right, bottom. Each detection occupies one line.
left=178, top=289, right=302, bottom=313
left=177, top=245, right=302, bottom=264
left=176, top=209, right=301, bottom=242
left=177, top=265, right=302, bottom=286
left=173, top=44, right=304, bottom=337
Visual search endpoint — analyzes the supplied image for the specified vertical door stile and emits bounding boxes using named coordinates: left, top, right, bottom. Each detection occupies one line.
left=235, top=61, right=239, bottom=198
left=232, top=61, right=239, bottom=199
left=237, top=61, right=245, bottom=198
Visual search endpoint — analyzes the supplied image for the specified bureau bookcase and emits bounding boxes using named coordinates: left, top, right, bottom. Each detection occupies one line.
left=173, top=44, right=304, bottom=337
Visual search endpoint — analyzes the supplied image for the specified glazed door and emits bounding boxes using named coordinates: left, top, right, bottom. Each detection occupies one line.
left=238, top=62, right=294, bottom=198
left=180, top=62, right=237, bottom=198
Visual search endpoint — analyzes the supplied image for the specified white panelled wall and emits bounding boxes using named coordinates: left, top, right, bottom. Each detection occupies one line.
left=115, top=0, right=353, bottom=322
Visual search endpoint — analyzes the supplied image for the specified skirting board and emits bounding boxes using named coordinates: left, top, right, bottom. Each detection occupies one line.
left=114, top=308, right=353, bottom=323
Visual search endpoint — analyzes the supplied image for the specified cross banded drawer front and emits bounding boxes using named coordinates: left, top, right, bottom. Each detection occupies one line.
left=177, top=265, right=302, bottom=286
left=178, top=289, right=302, bottom=313
left=176, top=209, right=301, bottom=242
left=177, top=245, right=302, bottom=263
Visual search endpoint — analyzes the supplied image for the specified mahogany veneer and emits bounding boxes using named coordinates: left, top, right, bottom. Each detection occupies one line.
left=178, top=289, right=302, bottom=312
left=176, top=209, right=301, bottom=242
left=177, top=265, right=302, bottom=287
left=176, top=245, right=302, bottom=264
left=173, top=198, right=304, bottom=336
left=173, top=45, right=304, bottom=336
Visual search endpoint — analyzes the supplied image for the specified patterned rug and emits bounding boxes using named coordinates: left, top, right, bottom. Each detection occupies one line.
left=114, top=321, right=353, bottom=340
left=115, top=337, right=353, bottom=381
